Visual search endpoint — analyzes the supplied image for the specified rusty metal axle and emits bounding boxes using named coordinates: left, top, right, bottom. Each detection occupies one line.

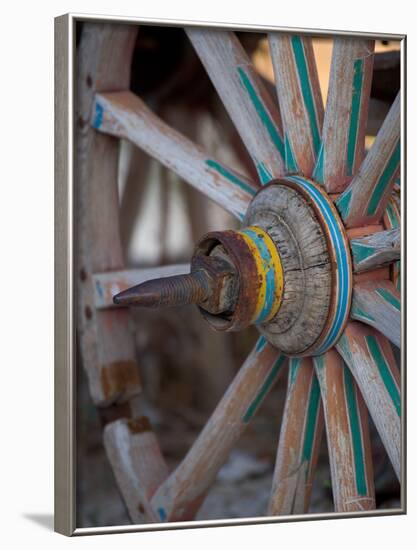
left=113, top=271, right=210, bottom=308
left=113, top=254, right=238, bottom=314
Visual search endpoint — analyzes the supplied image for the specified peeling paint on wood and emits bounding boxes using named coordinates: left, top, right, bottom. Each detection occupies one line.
left=77, top=23, right=141, bottom=406
left=350, top=228, right=400, bottom=273
left=336, top=322, right=401, bottom=478
left=336, top=93, right=400, bottom=228
left=269, top=358, right=324, bottom=515
left=351, top=280, right=400, bottom=347
left=268, top=34, right=324, bottom=176
left=92, top=91, right=257, bottom=220
left=104, top=418, right=168, bottom=523
left=186, top=29, right=285, bottom=182
left=313, top=39, right=374, bottom=192
left=314, top=350, right=375, bottom=512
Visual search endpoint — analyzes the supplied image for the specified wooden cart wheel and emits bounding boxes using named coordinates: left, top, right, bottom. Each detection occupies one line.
left=77, top=23, right=401, bottom=523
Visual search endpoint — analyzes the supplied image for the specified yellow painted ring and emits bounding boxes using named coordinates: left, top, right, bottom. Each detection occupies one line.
left=238, top=226, right=284, bottom=324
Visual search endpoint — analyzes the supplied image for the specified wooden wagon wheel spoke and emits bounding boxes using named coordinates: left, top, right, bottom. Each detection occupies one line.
left=314, top=350, right=375, bottom=512
left=268, top=358, right=324, bottom=515
left=268, top=34, right=324, bottom=176
left=336, top=322, right=401, bottom=479
left=350, top=228, right=400, bottom=273
left=313, top=39, right=375, bottom=192
left=150, top=338, right=287, bottom=522
left=92, top=91, right=258, bottom=220
left=351, top=280, right=400, bottom=348
left=336, top=92, right=401, bottom=228
left=383, top=197, right=401, bottom=291
left=103, top=417, right=169, bottom=523
left=186, top=29, right=285, bottom=182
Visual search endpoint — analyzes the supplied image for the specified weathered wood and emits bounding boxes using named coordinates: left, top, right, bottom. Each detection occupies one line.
left=187, top=29, right=285, bottom=183
left=336, top=93, right=400, bottom=227
left=313, top=39, right=374, bottom=192
left=77, top=23, right=141, bottom=406
left=119, top=141, right=151, bottom=255
left=383, top=197, right=401, bottom=291
left=268, top=34, right=324, bottom=176
left=336, top=322, right=401, bottom=479
left=353, top=267, right=390, bottom=284
left=269, top=358, right=323, bottom=515
left=151, top=337, right=287, bottom=522
left=92, top=264, right=190, bottom=309
left=351, top=280, right=400, bottom=348
left=314, top=351, right=375, bottom=512
left=350, top=228, right=400, bottom=273
left=244, top=182, right=332, bottom=355
left=92, top=91, right=257, bottom=220
left=103, top=417, right=169, bottom=523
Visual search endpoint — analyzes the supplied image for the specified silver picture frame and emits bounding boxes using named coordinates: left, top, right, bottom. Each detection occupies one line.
left=55, top=12, right=406, bottom=536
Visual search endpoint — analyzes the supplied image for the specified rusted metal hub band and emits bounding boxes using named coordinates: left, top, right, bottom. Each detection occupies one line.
left=192, top=227, right=284, bottom=332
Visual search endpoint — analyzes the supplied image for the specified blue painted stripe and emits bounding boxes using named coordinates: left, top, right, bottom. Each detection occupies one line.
left=286, top=176, right=351, bottom=353
left=255, top=335, right=268, bottom=352
left=157, top=507, right=167, bottom=521
left=92, top=102, right=104, bottom=129
left=241, top=228, right=276, bottom=323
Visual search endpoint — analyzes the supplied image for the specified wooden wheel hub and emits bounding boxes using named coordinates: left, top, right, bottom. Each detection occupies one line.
left=193, top=176, right=352, bottom=356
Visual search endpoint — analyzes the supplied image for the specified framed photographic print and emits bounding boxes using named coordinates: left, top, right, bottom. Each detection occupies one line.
left=55, top=12, right=405, bottom=536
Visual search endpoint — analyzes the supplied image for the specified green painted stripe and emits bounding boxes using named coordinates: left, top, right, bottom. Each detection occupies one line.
left=367, top=140, right=401, bottom=216
left=242, top=355, right=286, bottom=422
left=346, top=59, right=364, bottom=177
left=336, top=188, right=352, bottom=219
left=237, top=67, right=285, bottom=160
left=285, top=134, right=299, bottom=173
left=365, top=335, right=401, bottom=416
left=257, top=161, right=273, bottom=185
left=302, top=374, right=321, bottom=462
left=350, top=241, right=376, bottom=264
left=376, top=287, right=400, bottom=311
left=289, top=357, right=302, bottom=385
left=205, top=159, right=256, bottom=197
left=351, top=304, right=375, bottom=323
left=313, top=142, right=325, bottom=184
left=343, top=366, right=368, bottom=496
left=291, top=36, right=321, bottom=157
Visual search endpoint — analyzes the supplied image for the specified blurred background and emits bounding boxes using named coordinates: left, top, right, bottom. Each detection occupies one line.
left=76, top=24, right=401, bottom=527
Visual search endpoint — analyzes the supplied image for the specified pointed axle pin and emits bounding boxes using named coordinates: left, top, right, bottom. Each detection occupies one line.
left=113, top=271, right=210, bottom=309
left=113, top=255, right=238, bottom=314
